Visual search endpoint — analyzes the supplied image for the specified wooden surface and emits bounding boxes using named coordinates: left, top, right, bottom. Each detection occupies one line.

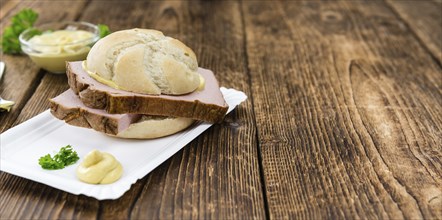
left=0, top=1, right=441, bottom=219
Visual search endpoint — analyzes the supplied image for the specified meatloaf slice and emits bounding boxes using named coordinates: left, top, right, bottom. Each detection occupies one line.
left=50, top=89, right=141, bottom=135
left=67, top=61, right=228, bottom=123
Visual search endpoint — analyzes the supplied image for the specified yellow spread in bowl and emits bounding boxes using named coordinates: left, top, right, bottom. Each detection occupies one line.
left=25, top=30, right=96, bottom=73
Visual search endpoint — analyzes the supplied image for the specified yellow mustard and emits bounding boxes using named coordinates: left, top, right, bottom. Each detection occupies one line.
left=197, top=74, right=205, bottom=91
left=76, top=150, right=123, bottom=184
left=82, top=61, right=122, bottom=89
left=27, top=30, right=95, bottom=73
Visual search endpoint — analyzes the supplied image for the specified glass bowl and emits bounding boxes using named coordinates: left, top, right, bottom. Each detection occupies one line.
left=19, top=21, right=100, bottom=73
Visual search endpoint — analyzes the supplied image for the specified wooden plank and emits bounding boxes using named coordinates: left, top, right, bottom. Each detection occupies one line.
left=0, top=55, right=42, bottom=132
left=67, top=2, right=160, bottom=218
left=1, top=0, right=40, bottom=133
left=0, top=0, right=20, bottom=20
left=0, top=0, right=88, bottom=132
left=11, top=74, right=69, bottom=126
left=2, top=0, right=265, bottom=219
left=242, top=1, right=442, bottom=219
left=387, top=0, right=442, bottom=64
left=0, top=1, right=100, bottom=219
left=81, top=1, right=264, bottom=219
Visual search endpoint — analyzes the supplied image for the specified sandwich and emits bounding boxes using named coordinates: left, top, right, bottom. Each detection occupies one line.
left=50, top=29, right=228, bottom=139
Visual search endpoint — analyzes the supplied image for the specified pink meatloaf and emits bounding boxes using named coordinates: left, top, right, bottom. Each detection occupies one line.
left=67, top=61, right=228, bottom=123
left=50, top=89, right=141, bottom=135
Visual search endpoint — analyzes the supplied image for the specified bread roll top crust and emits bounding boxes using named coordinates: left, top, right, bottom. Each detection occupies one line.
left=86, top=28, right=200, bottom=95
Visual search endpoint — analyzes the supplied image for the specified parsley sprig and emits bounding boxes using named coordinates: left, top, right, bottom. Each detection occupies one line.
left=38, top=145, right=79, bottom=170
left=1, top=9, right=38, bottom=54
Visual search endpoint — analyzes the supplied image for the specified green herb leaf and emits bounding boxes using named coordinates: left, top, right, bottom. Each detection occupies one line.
left=1, top=8, right=39, bottom=54
left=38, top=145, right=79, bottom=170
left=39, top=154, right=64, bottom=170
left=27, top=28, right=42, bottom=38
left=98, top=24, right=111, bottom=38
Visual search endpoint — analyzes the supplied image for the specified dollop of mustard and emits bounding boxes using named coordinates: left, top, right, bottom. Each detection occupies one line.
left=76, top=150, right=123, bottom=184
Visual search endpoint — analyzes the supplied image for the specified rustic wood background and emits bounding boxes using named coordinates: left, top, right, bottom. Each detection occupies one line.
left=1, top=0, right=441, bottom=219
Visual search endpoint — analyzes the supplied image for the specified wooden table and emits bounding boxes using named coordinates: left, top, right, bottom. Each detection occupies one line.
left=1, top=1, right=441, bottom=219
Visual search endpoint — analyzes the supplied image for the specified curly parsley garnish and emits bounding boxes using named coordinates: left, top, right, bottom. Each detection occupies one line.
left=1, top=8, right=38, bottom=54
left=38, top=145, right=80, bottom=170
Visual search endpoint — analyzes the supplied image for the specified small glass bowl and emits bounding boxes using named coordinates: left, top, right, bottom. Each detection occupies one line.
left=19, top=21, right=100, bottom=73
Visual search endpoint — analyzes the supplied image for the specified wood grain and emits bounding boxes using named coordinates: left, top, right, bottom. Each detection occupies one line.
left=242, top=1, right=442, bottom=219
left=0, top=1, right=97, bottom=219
left=0, top=0, right=20, bottom=20
left=1, top=0, right=441, bottom=219
left=387, top=0, right=442, bottom=64
left=1, top=0, right=265, bottom=219
left=0, top=0, right=88, bottom=132
left=0, top=1, right=41, bottom=133
left=83, top=1, right=265, bottom=219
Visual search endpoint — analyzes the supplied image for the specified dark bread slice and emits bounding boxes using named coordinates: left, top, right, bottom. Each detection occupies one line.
left=67, top=61, right=228, bottom=123
left=50, top=89, right=141, bottom=136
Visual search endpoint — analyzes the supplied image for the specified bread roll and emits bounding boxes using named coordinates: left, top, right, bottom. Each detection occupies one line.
left=116, top=116, right=194, bottom=139
left=86, top=29, right=200, bottom=95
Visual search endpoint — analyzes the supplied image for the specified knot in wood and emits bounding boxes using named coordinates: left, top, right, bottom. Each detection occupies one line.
left=321, top=11, right=343, bottom=22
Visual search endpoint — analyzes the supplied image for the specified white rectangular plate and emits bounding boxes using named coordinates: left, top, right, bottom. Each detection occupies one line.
left=1, top=88, right=247, bottom=200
